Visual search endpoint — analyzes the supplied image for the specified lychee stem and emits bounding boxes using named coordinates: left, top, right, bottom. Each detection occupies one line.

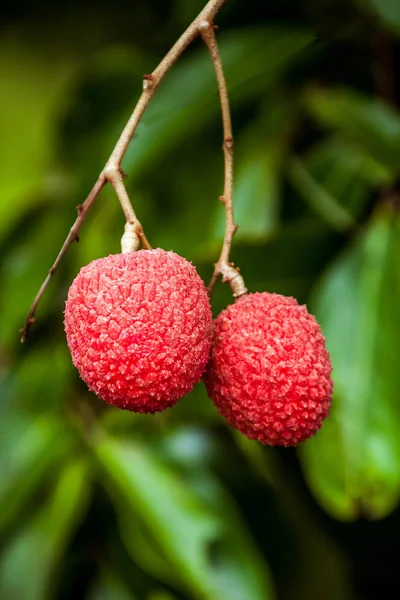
left=199, top=21, right=246, bottom=299
left=103, top=165, right=151, bottom=252
left=20, top=0, right=228, bottom=343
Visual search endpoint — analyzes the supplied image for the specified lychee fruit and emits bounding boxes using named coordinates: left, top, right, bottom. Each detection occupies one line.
left=64, top=248, right=212, bottom=413
left=204, top=292, right=333, bottom=446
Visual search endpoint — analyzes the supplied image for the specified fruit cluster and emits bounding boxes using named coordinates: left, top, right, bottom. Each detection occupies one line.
left=65, top=248, right=333, bottom=447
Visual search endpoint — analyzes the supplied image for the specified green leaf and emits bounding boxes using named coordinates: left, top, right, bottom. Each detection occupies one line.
left=0, top=35, right=76, bottom=244
left=193, top=476, right=275, bottom=600
left=0, top=209, right=71, bottom=348
left=3, top=343, right=72, bottom=412
left=289, top=138, right=392, bottom=230
left=95, top=436, right=219, bottom=599
left=301, top=207, right=400, bottom=520
left=227, top=220, right=339, bottom=303
left=372, top=0, right=400, bottom=26
left=0, top=458, right=91, bottom=600
left=357, top=0, right=400, bottom=34
left=147, top=592, right=179, bottom=600
left=300, top=139, right=390, bottom=214
left=120, top=27, right=314, bottom=178
left=304, top=87, right=400, bottom=174
left=95, top=435, right=273, bottom=599
left=88, top=567, right=138, bottom=600
left=288, top=155, right=356, bottom=231
left=0, top=415, right=73, bottom=535
left=236, top=439, right=355, bottom=600
left=157, top=427, right=275, bottom=600
left=230, top=146, right=280, bottom=241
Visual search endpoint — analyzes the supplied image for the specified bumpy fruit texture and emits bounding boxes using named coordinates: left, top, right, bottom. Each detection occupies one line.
left=64, top=249, right=212, bottom=413
left=204, top=292, right=333, bottom=446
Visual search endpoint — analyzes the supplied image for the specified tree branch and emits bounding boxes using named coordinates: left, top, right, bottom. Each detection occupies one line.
left=198, top=21, right=247, bottom=298
left=21, top=0, right=228, bottom=343
left=20, top=177, right=105, bottom=343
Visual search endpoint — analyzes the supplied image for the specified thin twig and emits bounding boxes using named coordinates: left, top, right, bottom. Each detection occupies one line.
left=21, top=0, right=228, bottom=343
left=103, top=165, right=151, bottom=250
left=20, top=177, right=105, bottom=343
left=199, top=21, right=247, bottom=298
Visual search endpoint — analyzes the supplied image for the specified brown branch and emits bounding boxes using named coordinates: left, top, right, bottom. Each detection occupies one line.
left=20, top=0, right=228, bottom=343
left=199, top=21, right=247, bottom=298
left=20, top=177, right=106, bottom=342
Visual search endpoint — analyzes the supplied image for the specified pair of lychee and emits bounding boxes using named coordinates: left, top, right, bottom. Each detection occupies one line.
left=64, top=249, right=332, bottom=447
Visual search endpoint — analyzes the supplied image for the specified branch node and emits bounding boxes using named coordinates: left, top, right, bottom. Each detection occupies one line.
left=76, top=204, right=83, bottom=215
left=224, top=136, right=234, bottom=149
left=143, top=74, right=155, bottom=90
left=103, top=164, right=121, bottom=182
left=198, top=20, right=212, bottom=32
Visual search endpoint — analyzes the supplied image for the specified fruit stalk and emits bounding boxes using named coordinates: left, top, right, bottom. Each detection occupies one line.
left=199, top=21, right=247, bottom=298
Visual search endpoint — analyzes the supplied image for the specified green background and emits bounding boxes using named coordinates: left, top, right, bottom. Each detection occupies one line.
left=1, top=0, right=400, bottom=598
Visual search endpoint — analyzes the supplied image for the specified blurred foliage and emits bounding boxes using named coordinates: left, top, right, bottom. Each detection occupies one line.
left=1, top=0, right=400, bottom=598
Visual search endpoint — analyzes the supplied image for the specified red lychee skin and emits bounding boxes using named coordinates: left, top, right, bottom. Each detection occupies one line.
left=204, top=292, right=333, bottom=447
left=64, top=249, right=212, bottom=413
